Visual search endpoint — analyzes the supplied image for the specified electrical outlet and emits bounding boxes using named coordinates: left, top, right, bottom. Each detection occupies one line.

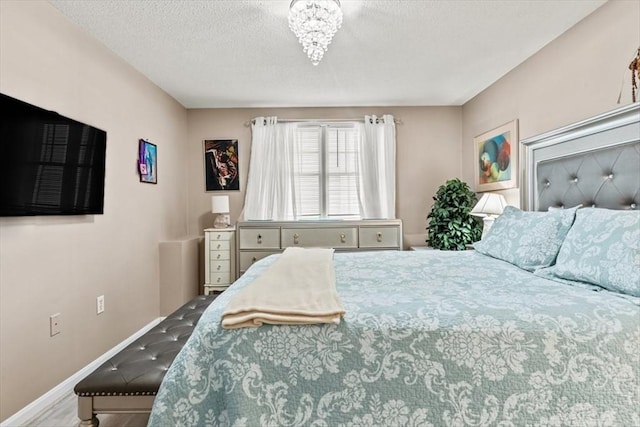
left=50, top=313, right=61, bottom=336
left=96, top=295, right=105, bottom=314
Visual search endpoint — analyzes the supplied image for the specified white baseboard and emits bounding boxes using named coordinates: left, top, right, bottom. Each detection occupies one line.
left=1, top=317, right=165, bottom=427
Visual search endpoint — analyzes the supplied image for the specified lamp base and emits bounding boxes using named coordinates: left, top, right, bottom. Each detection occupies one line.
left=481, top=216, right=496, bottom=239
left=213, top=214, right=229, bottom=229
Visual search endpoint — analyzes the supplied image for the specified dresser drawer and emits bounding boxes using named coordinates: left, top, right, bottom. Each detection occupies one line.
left=209, top=250, right=230, bottom=261
left=208, top=230, right=234, bottom=241
left=208, top=240, right=231, bottom=252
left=209, top=260, right=231, bottom=273
left=208, top=272, right=232, bottom=286
left=239, top=250, right=280, bottom=272
left=239, top=228, right=280, bottom=249
left=359, top=226, right=401, bottom=248
left=281, top=227, right=357, bottom=249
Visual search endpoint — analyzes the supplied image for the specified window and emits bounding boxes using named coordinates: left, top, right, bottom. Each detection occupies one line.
left=292, top=123, right=360, bottom=219
left=244, top=115, right=395, bottom=221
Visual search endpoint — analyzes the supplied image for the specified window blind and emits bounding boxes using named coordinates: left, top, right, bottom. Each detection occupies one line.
left=292, top=124, right=360, bottom=218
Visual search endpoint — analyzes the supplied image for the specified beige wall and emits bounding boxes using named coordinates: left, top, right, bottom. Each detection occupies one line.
left=186, top=106, right=463, bottom=248
left=461, top=0, right=640, bottom=206
left=0, top=1, right=189, bottom=420
left=2, top=0, right=637, bottom=422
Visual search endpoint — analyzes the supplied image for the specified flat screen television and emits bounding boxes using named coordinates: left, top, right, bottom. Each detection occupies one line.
left=0, top=93, right=107, bottom=216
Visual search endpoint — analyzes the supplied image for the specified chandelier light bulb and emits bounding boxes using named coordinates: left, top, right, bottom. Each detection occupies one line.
left=288, top=0, right=343, bottom=66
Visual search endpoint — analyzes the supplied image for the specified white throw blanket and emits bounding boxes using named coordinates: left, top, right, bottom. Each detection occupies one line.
left=221, top=247, right=345, bottom=329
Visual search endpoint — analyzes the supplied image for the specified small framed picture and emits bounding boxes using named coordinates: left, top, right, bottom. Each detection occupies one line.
left=204, top=139, right=239, bottom=191
left=474, top=120, right=518, bottom=192
left=138, top=139, right=157, bottom=184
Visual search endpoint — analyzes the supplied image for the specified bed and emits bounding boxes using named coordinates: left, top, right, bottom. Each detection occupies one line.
left=148, top=103, right=639, bottom=427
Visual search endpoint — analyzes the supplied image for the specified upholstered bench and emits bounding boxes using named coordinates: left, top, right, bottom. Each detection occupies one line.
left=74, top=295, right=216, bottom=427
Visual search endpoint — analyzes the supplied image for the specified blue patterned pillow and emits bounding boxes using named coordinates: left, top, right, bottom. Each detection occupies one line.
left=539, top=208, right=640, bottom=297
left=473, top=205, right=578, bottom=271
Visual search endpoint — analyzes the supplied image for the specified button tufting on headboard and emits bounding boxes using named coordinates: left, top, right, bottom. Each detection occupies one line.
left=536, top=142, right=639, bottom=211
left=521, top=103, right=639, bottom=211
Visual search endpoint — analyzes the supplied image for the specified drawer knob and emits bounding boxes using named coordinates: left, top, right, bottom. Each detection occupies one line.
left=216, top=244, right=221, bottom=249
left=377, top=232, right=383, bottom=242
left=252, top=257, right=257, bottom=263
left=216, top=277, right=221, bottom=283
left=216, top=234, right=222, bottom=239
left=216, top=254, right=221, bottom=259
left=216, top=265, right=221, bottom=270
left=257, top=234, right=262, bottom=244
left=340, top=233, right=346, bottom=243
left=293, top=233, right=299, bottom=245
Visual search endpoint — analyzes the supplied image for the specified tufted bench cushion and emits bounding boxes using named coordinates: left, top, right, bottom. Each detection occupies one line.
left=74, top=295, right=216, bottom=426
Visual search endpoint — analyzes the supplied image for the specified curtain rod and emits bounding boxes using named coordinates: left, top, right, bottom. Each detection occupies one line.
left=243, top=117, right=403, bottom=127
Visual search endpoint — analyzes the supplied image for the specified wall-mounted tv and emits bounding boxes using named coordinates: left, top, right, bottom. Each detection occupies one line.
left=0, top=93, right=107, bottom=216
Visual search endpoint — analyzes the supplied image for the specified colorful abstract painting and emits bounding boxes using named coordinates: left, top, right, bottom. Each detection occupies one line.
left=138, top=139, right=157, bottom=184
left=474, top=120, right=518, bottom=191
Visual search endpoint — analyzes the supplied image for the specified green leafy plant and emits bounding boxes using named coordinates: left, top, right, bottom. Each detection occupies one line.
left=426, top=178, right=482, bottom=250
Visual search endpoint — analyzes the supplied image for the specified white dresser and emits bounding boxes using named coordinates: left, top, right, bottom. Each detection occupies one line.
left=236, top=219, right=403, bottom=276
left=203, top=227, right=236, bottom=294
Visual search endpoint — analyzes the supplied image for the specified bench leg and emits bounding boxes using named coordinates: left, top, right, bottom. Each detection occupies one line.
left=78, top=416, right=98, bottom=427
left=77, top=396, right=99, bottom=427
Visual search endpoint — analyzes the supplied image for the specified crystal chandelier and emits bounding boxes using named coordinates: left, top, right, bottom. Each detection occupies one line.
left=288, top=0, right=343, bottom=66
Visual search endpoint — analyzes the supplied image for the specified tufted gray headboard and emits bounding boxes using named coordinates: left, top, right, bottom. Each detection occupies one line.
left=521, top=103, right=640, bottom=212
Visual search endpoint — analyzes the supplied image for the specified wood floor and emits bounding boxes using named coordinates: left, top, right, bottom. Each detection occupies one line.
left=24, top=392, right=149, bottom=427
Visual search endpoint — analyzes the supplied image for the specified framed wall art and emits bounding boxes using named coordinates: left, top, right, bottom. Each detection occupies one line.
left=474, top=120, right=518, bottom=192
left=204, top=139, right=239, bottom=191
left=138, top=139, right=157, bottom=184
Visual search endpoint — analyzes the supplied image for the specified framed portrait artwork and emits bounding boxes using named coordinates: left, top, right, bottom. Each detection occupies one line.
left=138, top=139, right=157, bottom=184
left=204, top=139, right=239, bottom=191
left=474, top=120, right=519, bottom=192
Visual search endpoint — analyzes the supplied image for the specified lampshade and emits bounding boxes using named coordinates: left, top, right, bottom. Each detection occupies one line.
left=470, top=193, right=508, bottom=240
left=470, top=193, right=507, bottom=217
left=211, top=195, right=230, bottom=214
left=211, top=195, right=230, bottom=228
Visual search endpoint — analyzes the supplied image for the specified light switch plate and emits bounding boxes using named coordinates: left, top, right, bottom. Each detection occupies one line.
left=97, top=295, right=105, bottom=314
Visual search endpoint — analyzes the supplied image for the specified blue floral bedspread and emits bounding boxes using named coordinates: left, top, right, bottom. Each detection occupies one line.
left=148, top=250, right=639, bottom=427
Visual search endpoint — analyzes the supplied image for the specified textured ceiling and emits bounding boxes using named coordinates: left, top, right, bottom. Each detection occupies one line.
left=48, top=0, right=606, bottom=108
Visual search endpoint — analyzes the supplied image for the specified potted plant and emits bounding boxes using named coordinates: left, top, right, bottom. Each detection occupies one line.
left=427, top=178, right=482, bottom=250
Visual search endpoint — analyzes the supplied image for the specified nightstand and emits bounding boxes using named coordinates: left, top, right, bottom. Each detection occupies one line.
left=203, top=227, right=236, bottom=295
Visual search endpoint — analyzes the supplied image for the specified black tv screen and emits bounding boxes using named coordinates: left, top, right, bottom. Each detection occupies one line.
left=0, top=93, right=106, bottom=216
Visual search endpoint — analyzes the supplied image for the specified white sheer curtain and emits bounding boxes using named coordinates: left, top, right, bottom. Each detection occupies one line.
left=243, top=117, right=298, bottom=220
left=357, top=115, right=396, bottom=219
left=244, top=115, right=397, bottom=220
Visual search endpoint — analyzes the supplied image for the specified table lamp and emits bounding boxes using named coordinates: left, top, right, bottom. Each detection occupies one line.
left=211, top=195, right=230, bottom=228
left=470, top=193, right=507, bottom=239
